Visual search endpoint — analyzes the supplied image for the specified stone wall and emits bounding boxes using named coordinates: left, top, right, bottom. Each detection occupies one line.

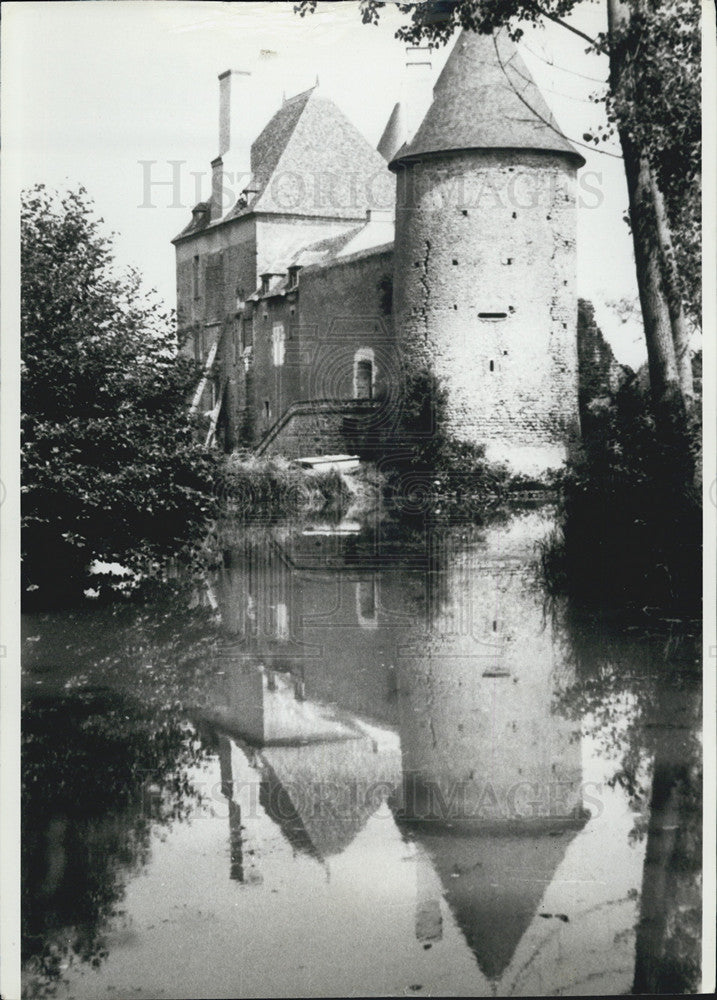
left=392, top=150, right=581, bottom=475
left=298, top=247, right=397, bottom=403
left=259, top=401, right=379, bottom=459
left=577, top=298, right=630, bottom=424
left=244, top=246, right=397, bottom=456
left=261, top=407, right=352, bottom=459
left=175, top=215, right=257, bottom=333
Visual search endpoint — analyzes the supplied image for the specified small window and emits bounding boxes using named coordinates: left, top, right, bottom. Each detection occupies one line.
left=353, top=348, right=375, bottom=399
left=264, top=400, right=271, bottom=419
left=478, top=312, right=508, bottom=320
left=192, top=256, right=200, bottom=299
left=489, top=360, right=495, bottom=372
left=502, top=257, right=513, bottom=266
left=275, top=603, right=289, bottom=641
left=261, top=275, right=270, bottom=295
left=288, top=266, right=300, bottom=290
left=271, top=323, right=285, bottom=366
left=452, top=259, right=458, bottom=266
left=356, top=579, right=378, bottom=628
left=355, top=359, right=373, bottom=399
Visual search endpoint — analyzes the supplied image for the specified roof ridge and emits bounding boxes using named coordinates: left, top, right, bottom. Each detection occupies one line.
left=283, top=83, right=318, bottom=106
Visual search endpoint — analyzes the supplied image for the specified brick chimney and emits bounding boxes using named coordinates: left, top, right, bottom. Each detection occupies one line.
left=211, top=69, right=252, bottom=221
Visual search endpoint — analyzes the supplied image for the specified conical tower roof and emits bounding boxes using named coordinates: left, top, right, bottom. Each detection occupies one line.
left=412, top=825, right=584, bottom=981
left=390, top=28, right=584, bottom=169
left=377, top=101, right=407, bottom=162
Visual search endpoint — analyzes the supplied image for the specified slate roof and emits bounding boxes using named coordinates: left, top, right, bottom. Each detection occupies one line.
left=260, top=730, right=401, bottom=861
left=174, top=86, right=396, bottom=241
left=390, top=28, right=585, bottom=169
left=228, top=87, right=395, bottom=220
left=249, top=221, right=395, bottom=300
left=411, top=825, right=583, bottom=981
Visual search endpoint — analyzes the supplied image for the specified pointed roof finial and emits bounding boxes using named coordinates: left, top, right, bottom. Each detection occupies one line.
left=315, top=73, right=320, bottom=89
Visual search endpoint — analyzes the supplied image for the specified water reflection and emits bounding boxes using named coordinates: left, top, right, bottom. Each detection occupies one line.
left=21, top=508, right=702, bottom=997
left=22, top=688, right=208, bottom=997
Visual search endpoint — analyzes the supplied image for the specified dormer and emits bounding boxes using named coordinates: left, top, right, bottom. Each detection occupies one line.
left=259, top=272, right=284, bottom=297
left=191, top=202, right=211, bottom=230
left=287, top=265, right=301, bottom=290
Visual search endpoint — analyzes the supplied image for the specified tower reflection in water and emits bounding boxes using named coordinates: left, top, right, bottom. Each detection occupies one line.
left=199, top=511, right=635, bottom=992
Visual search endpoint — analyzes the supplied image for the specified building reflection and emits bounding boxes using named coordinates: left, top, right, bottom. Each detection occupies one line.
left=203, top=512, right=590, bottom=983
left=385, top=514, right=587, bottom=984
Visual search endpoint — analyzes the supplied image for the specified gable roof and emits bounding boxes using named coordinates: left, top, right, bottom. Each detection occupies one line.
left=228, top=87, right=395, bottom=220
left=390, top=28, right=585, bottom=169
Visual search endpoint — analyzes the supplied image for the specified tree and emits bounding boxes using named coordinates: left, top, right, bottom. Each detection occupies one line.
left=297, top=0, right=701, bottom=460
left=21, top=185, right=220, bottom=604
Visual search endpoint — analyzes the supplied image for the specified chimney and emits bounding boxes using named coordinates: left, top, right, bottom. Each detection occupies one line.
left=219, top=69, right=252, bottom=158
left=402, top=46, right=433, bottom=143
left=212, top=69, right=252, bottom=221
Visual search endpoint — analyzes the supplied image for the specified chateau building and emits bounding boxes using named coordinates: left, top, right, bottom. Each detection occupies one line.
left=174, top=28, right=586, bottom=475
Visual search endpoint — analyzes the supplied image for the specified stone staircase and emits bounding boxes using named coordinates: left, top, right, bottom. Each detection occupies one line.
left=254, top=398, right=380, bottom=458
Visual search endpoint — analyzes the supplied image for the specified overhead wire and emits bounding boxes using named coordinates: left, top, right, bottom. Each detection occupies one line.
left=493, top=34, right=623, bottom=161
left=519, top=38, right=609, bottom=85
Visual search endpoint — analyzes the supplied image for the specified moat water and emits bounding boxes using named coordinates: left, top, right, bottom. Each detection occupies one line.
left=22, top=507, right=702, bottom=998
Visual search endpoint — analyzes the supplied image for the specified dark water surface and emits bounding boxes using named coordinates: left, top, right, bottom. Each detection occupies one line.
left=22, top=508, right=702, bottom=998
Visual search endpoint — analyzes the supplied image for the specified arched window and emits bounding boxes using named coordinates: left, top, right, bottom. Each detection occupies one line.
left=353, top=347, right=375, bottom=399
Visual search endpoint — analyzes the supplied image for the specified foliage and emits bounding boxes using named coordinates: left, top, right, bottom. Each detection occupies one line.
left=551, top=608, right=702, bottom=993
left=541, top=377, right=701, bottom=614
left=296, top=0, right=701, bottom=335
left=217, top=453, right=352, bottom=522
left=343, top=364, right=517, bottom=518
left=21, top=186, right=221, bottom=605
left=22, top=688, right=210, bottom=997
left=21, top=581, right=225, bottom=996
left=596, top=0, right=701, bottom=324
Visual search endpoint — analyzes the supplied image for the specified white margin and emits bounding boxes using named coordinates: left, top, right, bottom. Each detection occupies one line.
left=0, top=4, right=23, bottom=999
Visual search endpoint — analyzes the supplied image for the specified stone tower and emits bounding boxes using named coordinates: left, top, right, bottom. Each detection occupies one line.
left=389, top=29, right=585, bottom=476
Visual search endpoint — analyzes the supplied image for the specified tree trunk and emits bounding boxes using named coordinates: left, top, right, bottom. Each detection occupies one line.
left=606, top=0, right=693, bottom=461
left=621, top=144, right=681, bottom=406
left=632, top=683, right=702, bottom=994
left=648, top=172, right=695, bottom=407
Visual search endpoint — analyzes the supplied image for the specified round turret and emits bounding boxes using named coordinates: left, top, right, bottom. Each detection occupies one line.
left=390, top=29, right=585, bottom=476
